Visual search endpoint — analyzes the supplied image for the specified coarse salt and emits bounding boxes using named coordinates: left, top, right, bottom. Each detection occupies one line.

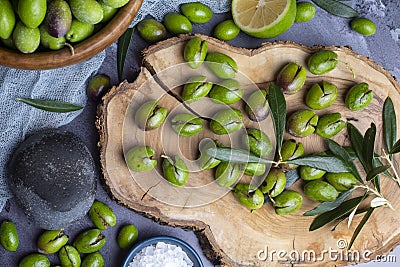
left=129, top=242, right=194, bottom=267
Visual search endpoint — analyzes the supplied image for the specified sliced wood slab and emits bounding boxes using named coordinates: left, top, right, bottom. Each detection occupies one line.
left=97, top=35, right=400, bottom=266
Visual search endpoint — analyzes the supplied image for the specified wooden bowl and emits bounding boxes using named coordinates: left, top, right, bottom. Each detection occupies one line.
left=0, top=0, right=143, bottom=70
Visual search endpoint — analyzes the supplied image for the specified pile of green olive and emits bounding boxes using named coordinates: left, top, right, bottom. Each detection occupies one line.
left=0, top=0, right=130, bottom=54
left=0, top=200, right=138, bottom=266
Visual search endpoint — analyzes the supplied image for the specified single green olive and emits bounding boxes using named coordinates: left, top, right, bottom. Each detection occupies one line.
left=137, top=18, right=167, bottom=43
left=0, top=220, right=18, bottom=252
left=13, top=21, right=40, bottom=53
left=233, top=183, right=264, bottom=210
left=307, top=50, right=338, bottom=75
left=182, top=75, right=213, bottom=103
left=163, top=13, right=192, bottom=34
left=117, top=224, right=138, bottom=249
left=86, top=74, right=111, bottom=101
left=180, top=2, right=213, bottom=23
left=209, top=79, right=243, bottom=105
left=210, top=108, right=244, bottom=135
left=205, top=52, right=238, bottom=79
left=73, top=229, right=106, bottom=254
left=37, top=230, right=69, bottom=254
left=82, top=252, right=104, bottom=267
left=213, top=20, right=240, bottom=41
left=287, top=109, right=318, bottom=137
left=198, top=139, right=221, bottom=170
left=171, top=113, right=203, bottom=136
left=300, top=165, right=326, bottom=181
left=100, top=2, right=118, bottom=23
left=273, top=190, right=303, bottom=215
left=316, top=113, right=346, bottom=138
left=126, top=146, right=157, bottom=172
left=184, top=37, right=208, bottom=69
left=295, top=2, right=316, bottom=23
left=304, top=180, right=339, bottom=202
left=19, top=253, right=50, bottom=267
left=345, top=82, right=373, bottom=111
left=59, top=245, right=81, bottom=267
left=244, top=162, right=266, bottom=176
left=305, top=81, right=338, bottom=110
left=162, top=155, right=189, bottom=187
left=245, top=88, right=269, bottom=122
left=242, top=128, right=272, bottom=158
left=0, top=0, right=15, bottom=40
left=280, top=139, right=304, bottom=170
left=261, top=168, right=286, bottom=197
left=350, top=18, right=376, bottom=36
left=215, top=161, right=241, bottom=188
left=326, top=172, right=358, bottom=191
left=276, top=62, right=307, bottom=94
left=65, top=19, right=95, bottom=43
left=89, top=200, right=117, bottom=230
left=135, top=100, right=168, bottom=131
left=39, top=24, right=66, bottom=51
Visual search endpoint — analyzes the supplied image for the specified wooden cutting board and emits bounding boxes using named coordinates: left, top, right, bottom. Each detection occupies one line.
left=97, top=35, right=400, bottom=266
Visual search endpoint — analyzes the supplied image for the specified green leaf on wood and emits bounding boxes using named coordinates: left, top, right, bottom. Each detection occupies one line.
left=267, top=83, right=286, bottom=159
left=348, top=207, right=374, bottom=249
left=206, top=147, right=273, bottom=165
left=311, top=0, right=359, bottom=18
left=287, top=155, right=351, bottom=173
left=362, top=123, right=376, bottom=172
left=304, top=189, right=354, bottom=216
left=117, top=27, right=134, bottom=82
left=16, top=98, right=83, bottom=113
left=347, top=123, right=367, bottom=170
left=366, top=165, right=391, bottom=181
left=389, top=139, right=400, bottom=154
left=383, top=97, right=396, bottom=158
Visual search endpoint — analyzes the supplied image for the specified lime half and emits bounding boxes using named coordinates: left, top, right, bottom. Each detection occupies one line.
left=232, top=0, right=296, bottom=38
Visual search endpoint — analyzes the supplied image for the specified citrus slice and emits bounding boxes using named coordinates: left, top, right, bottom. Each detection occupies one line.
left=232, top=0, right=296, bottom=38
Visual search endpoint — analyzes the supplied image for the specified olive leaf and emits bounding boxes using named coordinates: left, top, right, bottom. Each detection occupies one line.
left=363, top=123, right=376, bottom=172
left=117, top=27, right=134, bottom=82
left=206, top=147, right=273, bottom=165
left=304, top=189, right=354, bottom=216
left=327, top=139, right=363, bottom=183
left=285, top=169, right=300, bottom=189
left=311, top=0, right=359, bottom=18
left=383, top=97, right=396, bottom=158
left=347, top=123, right=367, bottom=170
left=309, top=195, right=365, bottom=231
left=348, top=207, right=374, bottom=249
left=389, top=139, right=400, bottom=154
left=366, top=165, right=391, bottom=181
left=16, top=98, right=83, bottom=113
left=347, top=202, right=360, bottom=228
left=370, top=197, right=389, bottom=208
left=287, top=155, right=351, bottom=173
left=267, top=82, right=286, bottom=159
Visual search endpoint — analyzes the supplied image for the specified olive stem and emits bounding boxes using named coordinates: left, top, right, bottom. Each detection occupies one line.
left=64, top=43, right=75, bottom=56
left=381, top=149, right=400, bottom=187
left=354, top=184, right=394, bottom=210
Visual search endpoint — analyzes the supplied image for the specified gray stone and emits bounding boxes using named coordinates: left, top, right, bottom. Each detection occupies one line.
left=7, top=129, right=97, bottom=230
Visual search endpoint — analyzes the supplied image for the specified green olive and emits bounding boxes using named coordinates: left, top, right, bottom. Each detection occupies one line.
left=171, top=113, right=203, bottom=136
left=182, top=75, right=213, bottom=103
left=69, top=0, right=103, bottom=24
left=13, top=21, right=40, bottom=53
left=345, top=82, right=373, bottom=111
left=89, top=200, right=117, bottom=230
left=304, top=180, right=339, bottom=202
left=210, top=108, right=243, bottom=135
left=18, top=0, right=46, bottom=28
left=40, top=24, right=66, bottom=51
left=184, top=37, right=208, bottom=69
left=100, top=0, right=129, bottom=8
left=213, top=20, right=240, bottom=41
left=82, top=252, right=104, bottom=267
left=205, top=52, right=238, bottom=79
left=350, top=18, right=376, bottom=36
left=180, top=2, right=213, bottom=24
left=65, top=19, right=95, bottom=43
left=326, top=172, right=358, bottom=191
left=300, top=157, right=326, bottom=180
left=209, top=79, right=243, bottom=105
left=198, top=139, right=221, bottom=170
left=215, top=161, right=241, bottom=188
left=233, top=183, right=264, bottom=210
left=0, top=0, right=16, bottom=40
left=86, top=74, right=111, bottom=101
left=126, top=146, right=157, bottom=172
left=276, top=62, right=307, bottom=94
left=117, top=224, right=138, bottom=249
left=316, top=113, right=346, bottom=139
left=37, top=230, right=69, bottom=254
left=244, top=162, right=266, bottom=176
left=137, top=19, right=167, bottom=43
left=305, top=81, right=338, bottom=110
left=273, top=190, right=303, bottom=215
left=307, top=50, right=338, bottom=75
left=163, top=13, right=192, bottom=34
left=162, top=155, right=189, bottom=187
left=100, top=2, right=118, bottom=23
left=295, top=2, right=316, bottom=23
left=287, top=109, right=318, bottom=137
left=59, top=245, right=81, bottom=267
left=73, top=229, right=106, bottom=254
left=242, top=128, right=272, bottom=158
left=135, top=100, right=168, bottom=131
left=0, top=220, right=18, bottom=252
left=280, top=139, right=304, bottom=170
left=261, top=168, right=286, bottom=197
left=19, top=253, right=50, bottom=267
left=245, top=88, right=269, bottom=122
